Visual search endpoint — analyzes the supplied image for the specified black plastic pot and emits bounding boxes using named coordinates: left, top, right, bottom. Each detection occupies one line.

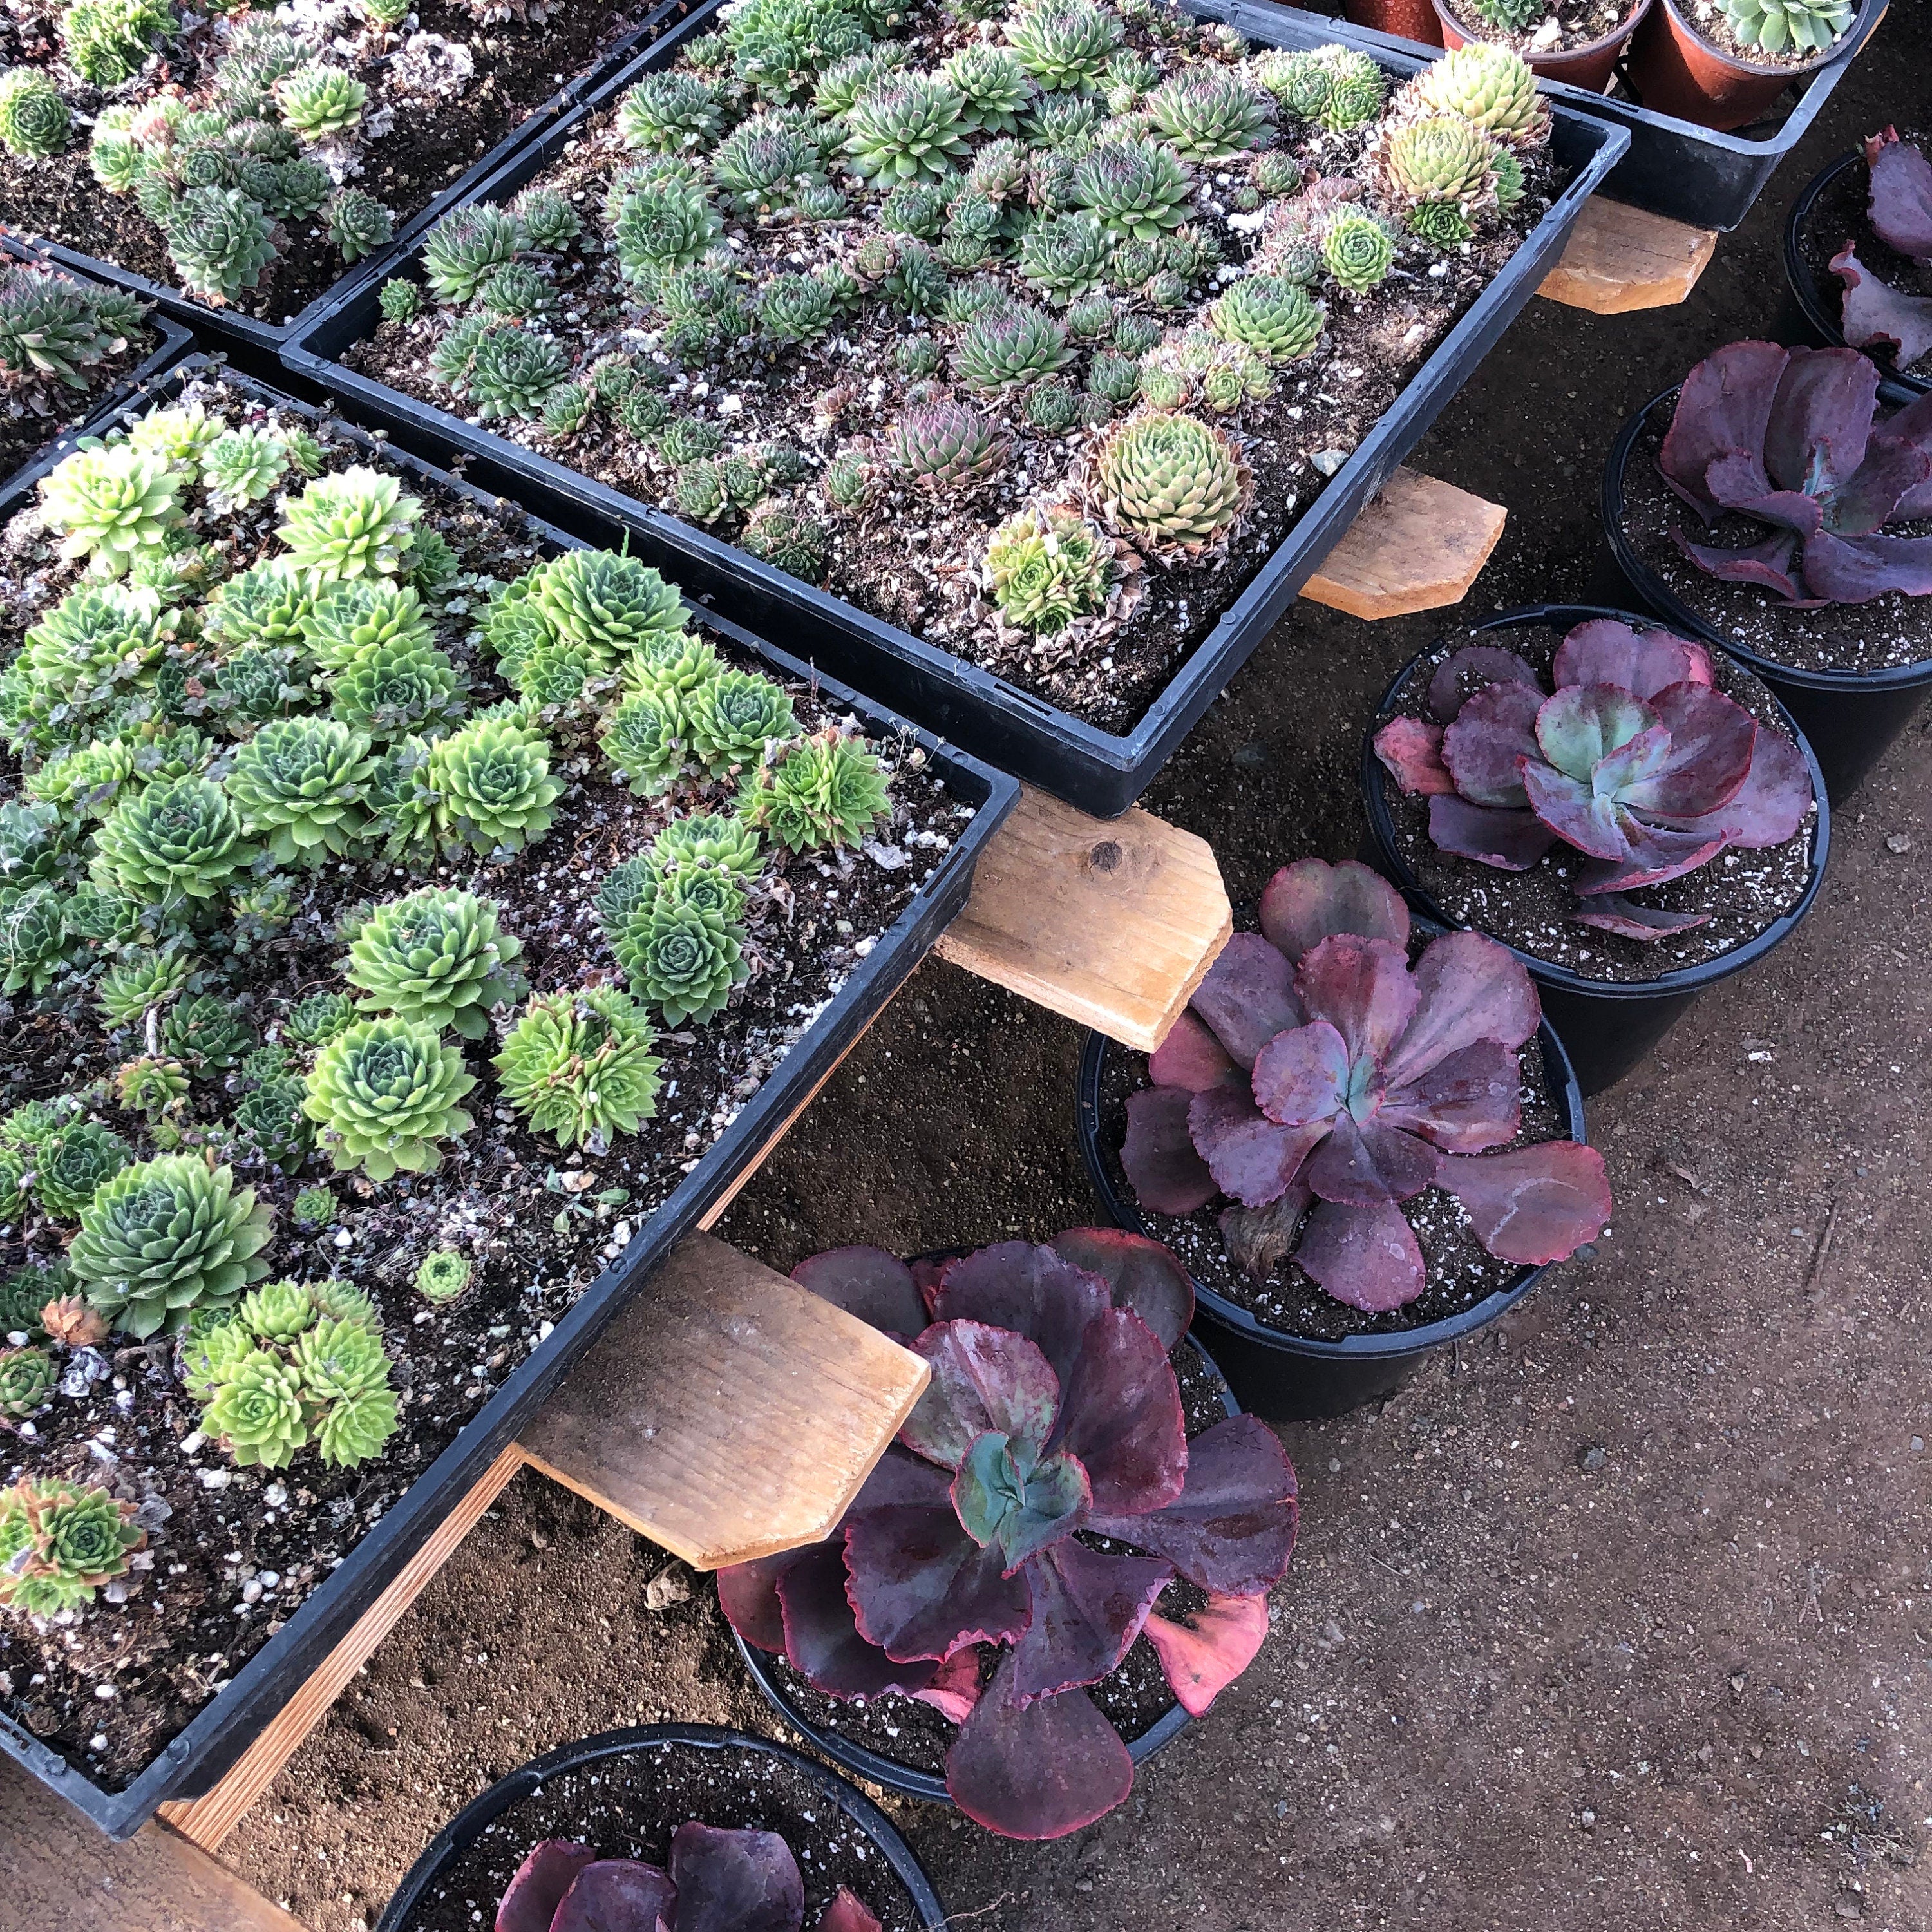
left=735, top=1331, right=1239, bottom=1804
left=0, top=357, right=1018, bottom=1839
left=375, top=1724, right=946, bottom=1932
left=280, top=0, right=1625, bottom=819
left=1785, top=151, right=1931, bottom=398
left=5, top=0, right=696, bottom=358
left=1360, top=605, right=1831, bottom=1095
left=1227, top=0, right=1885, bottom=231
left=1604, top=384, right=1932, bottom=803
left=1075, top=1003, right=1588, bottom=1421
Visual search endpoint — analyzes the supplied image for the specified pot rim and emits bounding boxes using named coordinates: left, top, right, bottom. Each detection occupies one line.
left=1434, top=0, right=1653, bottom=64
left=1654, top=0, right=1864, bottom=81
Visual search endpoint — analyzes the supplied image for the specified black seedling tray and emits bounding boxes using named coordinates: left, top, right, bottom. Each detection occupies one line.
left=1235, top=0, right=1885, bottom=232
left=0, top=0, right=697, bottom=359
left=0, top=356, right=1018, bottom=1839
left=281, top=0, right=1625, bottom=819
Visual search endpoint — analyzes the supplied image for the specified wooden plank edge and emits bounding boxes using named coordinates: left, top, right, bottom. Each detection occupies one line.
left=1537, top=196, right=1719, bottom=316
left=1299, top=468, right=1507, bottom=620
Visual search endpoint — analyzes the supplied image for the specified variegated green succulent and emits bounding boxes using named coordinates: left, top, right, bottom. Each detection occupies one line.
left=38, top=442, right=182, bottom=576
left=1092, top=408, right=1251, bottom=554
left=984, top=503, right=1113, bottom=636
left=0, top=1476, right=145, bottom=1615
left=278, top=468, right=422, bottom=584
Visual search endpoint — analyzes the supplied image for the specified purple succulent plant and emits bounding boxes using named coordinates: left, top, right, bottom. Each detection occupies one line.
left=1868, top=126, right=1932, bottom=263
left=1658, top=340, right=1932, bottom=604
left=717, top=1229, right=1300, bottom=1842
left=1828, top=129, right=1932, bottom=375
left=1119, top=859, right=1611, bottom=1312
left=496, top=1824, right=878, bottom=1932
left=1372, top=620, right=1814, bottom=940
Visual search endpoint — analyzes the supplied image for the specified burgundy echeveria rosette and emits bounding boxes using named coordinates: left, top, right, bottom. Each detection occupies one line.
left=1829, top=129, right=1932, bottom=375
left=1119, top=858, right=1612, bottom=1314
left=1372, top=618, right=1815, bottom=941
left=717, top=1231, right=1300, bottom=1842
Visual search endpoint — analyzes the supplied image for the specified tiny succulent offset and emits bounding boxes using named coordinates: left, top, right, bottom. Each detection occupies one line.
left=721, top=1229, right=1299, bottom=1839
left=1119, top=860, right=1611, bottom=1311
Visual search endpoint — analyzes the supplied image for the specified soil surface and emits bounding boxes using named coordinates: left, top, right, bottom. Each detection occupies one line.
left=223, top=10, right=1932, bottom=1932
left=1794, top=133, right=1931, bottom=381
left=1439, top=0, right=1643, bottom=59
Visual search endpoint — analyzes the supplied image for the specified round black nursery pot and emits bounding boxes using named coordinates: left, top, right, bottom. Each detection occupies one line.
left=375, top=1723, right=945, bottom=1932
left=1073, top=1023, right=1587, bottom=1423
left=1604, top=386, right=1932, bottom=803
left=1361, top=604, right=1832, bottom=1095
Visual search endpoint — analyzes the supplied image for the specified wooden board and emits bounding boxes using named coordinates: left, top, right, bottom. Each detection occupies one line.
left=1300, top=467, right=1507, bottom=620
left=518, top=1231, right=929, bottom=1571
left=1537, top=196, right=1719, bottom=315
left=934, top=784, right=1231, bottom=1051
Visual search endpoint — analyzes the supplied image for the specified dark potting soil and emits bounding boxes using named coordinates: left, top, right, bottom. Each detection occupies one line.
left=1094, top=1001, right=1570, bottom=1341
left=1619, top=404, right=1932, bottom=673
left=1795, top=129, right=1931, bottom=380
left=751, top=1339, right=1229, bottom=1781
left=0, top=317, right=157, bottom=484
left=395, top=1738, right=927, bottom=1932
left=1372, top=625, right=1819, bottom=980
left=1442, top=0, right=1642, bottom=58
left=0, top=0, right=679, bottom=326
left=346, top=5, right=1574, bottom=735
left=0, top=374, right=972, bottom=1791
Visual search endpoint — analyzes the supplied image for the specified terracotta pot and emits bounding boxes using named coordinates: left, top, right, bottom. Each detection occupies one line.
left=1624, top=0, right=1848, bottom=130
left=1432, top=0, right=1654, bottom=91
left=1343, top=0, right=1446, bottom=46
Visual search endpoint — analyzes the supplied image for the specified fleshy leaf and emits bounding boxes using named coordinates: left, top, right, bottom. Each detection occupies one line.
left=913, top=1643, right=983, bottom=1723
left=1121, top=1086, right=1219, bottom=1215
left=716, top=1550, right=801, bottom=1654
left=1425, top=644, right=1542, bottom=725
left=667, top=1824, right=804, bottom=1932
left=1087, top=1412, right=1298, bottom=1597
left=1572, top=819, right=1731, bottom=895
left=1218, top=1186, right=1312, bottom=1282
left=1049, top=1227, right=1195, bottom=1350
left=1800, top=529, right=1932, bottom=602
left=904, top=1321, right=1060, bottom=1469
left=1866, top=388, right=1932, bottom=518
left=1249, top=1019, right=1349, bottom=1128
left=1571, top=895, right=1714, bottom=940
left=497, top=1839, right=597, bottom=1932
left=1587, top=722, right=1674, bottom=802
left=1379, top=929, right=1539, bottom=1094
left=1434, top=1141, right=1613, bottom=1265
left=1520, top=760, right=1630, bottom=862
left=1009, top=1538, right=1173, bottom=1704
left=928, top=1243, right=1110, bottom=1396
left=1294, top=1197, right=1426, bottom=1311
left=811, top=1889, right=884, bottom=1932
left=1293, top=935, right=1419, bottom=1070
left=1611, top=683, right=1755, bottom=817
left=951, top=1432, right=1090, bottom=1569
left=1703, top=451, right=1825, bottom=536
left=791, top=1247, right=927, bottom=1339
left=1187, top=1084, right=1327, bottom=1209
left=1763, top=346, right=1877, bottom=498
left=1441, top=676, right=1543, bottom=807
left=1371, top=715, right=1455, bottom=797
left=1868, top=128, right=1932, bottom=262
left=1188, top=931, right=1303, bottom=1068
left=1378, top=1037, right=1520, bottom=1153
left=1256, top=857, right=1409, bottom=964
left=945, top=1651, right=1135, bottom=1840
left=1550, top=618, right=1713, bottom=699
left=1656, top=339, right=1789, bottom=522
left=1303, top=1114, right=1439, bottom=1206
left=1819, top=424, right=1932, bottom=535
left=844, top=1502, right=1033, bottom=1663
left=551, top=1862, right=677, bottom=1932
left=778, top=1540, right=940, bottom=1699
left=1671, top=526, right=1806, bottom=601
left=1141, top=1592, right=1271, bottom=1718
left=1834, top=247, right=1932, bottom=382
left=1146, top=1010, right=1240, bottom=1092
left=1534, top=684, right=1654, bottom=784
left=1652, top=723, right=1813, bottom=849
left=1427, top=795, right=1558, bottom=871
left=1051, top=1307, right=1186, bottom=1515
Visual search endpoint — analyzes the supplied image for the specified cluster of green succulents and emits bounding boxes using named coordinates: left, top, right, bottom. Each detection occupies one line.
left=494, top=985, right=664, bottom=1150
left=0, top=1475, right=146, bottom=1615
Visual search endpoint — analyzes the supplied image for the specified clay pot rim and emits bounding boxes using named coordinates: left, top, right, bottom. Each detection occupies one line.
left=1652, top=0, right=1861, bottom=82
left=1432, top=0, right=1653, bottom=65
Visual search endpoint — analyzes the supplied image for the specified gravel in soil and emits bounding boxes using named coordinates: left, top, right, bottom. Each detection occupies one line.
left=1438, top=0, right=1645, bottom=59
left=1618, top=406, right=1932, bottom=673
left=1374, top=623, right=1819, bottom=979
left=1794, top=131, right=1931, bottom=381
left=1667, top=0, right=1844, bottom=68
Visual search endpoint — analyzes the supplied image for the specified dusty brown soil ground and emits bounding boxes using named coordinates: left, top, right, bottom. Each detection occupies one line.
left=223, top=17, right=1932, bottom=1931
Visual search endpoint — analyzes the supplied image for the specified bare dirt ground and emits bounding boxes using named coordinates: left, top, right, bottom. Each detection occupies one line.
left=225, top=17, right=1932, bottom=1930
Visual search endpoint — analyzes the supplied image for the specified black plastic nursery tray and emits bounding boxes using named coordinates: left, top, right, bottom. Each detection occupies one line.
left=1234, top=0, right=1886, bottom=232
left=282, top=0, right=1627, bottom=819
left=0, top=357, right=1017, bottom=1839
left=0, top=0, right=698, bottom=359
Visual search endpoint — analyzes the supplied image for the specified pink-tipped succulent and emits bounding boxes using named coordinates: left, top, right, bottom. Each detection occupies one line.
left=718, top=1230, right=1299, bottom=1842
left=1828, top=132, right=1932, bottom=374
left=1657, top=340, right=1932, bottom=603
left=496, top=1824, right=880, bottom=1932
left=1119, top=859, right=1611, bottom=1312
left=1373, top=620, right=1814, bottom=939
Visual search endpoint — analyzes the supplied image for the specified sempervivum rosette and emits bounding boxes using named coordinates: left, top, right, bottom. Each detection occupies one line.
left=1090, top=409, right=1253, bottom=560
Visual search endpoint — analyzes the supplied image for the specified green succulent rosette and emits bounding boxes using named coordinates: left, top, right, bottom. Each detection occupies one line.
left=0, top=1476, right=145, bottom=1615
left=302, top=1015, right=477, bottom=1182
left=345, top=887, right=525, bottom=1039
left=494, top=984, right=663, bottom=1150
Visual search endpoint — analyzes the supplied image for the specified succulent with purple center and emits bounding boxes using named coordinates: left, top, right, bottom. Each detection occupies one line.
left=1827, top=128, right=1932, bottom=374
left=719, top=1229, right=1298, bottom=1840
left=1373, top=620, right=1815, bottom=940
left=1657, top=341, right=1932, bottom=604
left=1120, top=859, right=1610, bottom=1312
left=887, top=399, right=1012, bottom=488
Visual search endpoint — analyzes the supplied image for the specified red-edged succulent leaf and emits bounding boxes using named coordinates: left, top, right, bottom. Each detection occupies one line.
left=952, top=1433, right=1090, bottom=1569
left=1867, top=129, right=1932, bottom=263
left=1533, top=684, right=1654, bottom=784
left=1519, top=760, right=1629, bottom=862
left=910, top=1255, right=947, bottom=1313
left=1657, top=339, right=1790, bottom=522
left=1763, top=346, right=1877, bottom=498
left=1087, top=1412, right=1298, bottom=1596
left=1050, top=1307, right=1187, bottom=1515
left=1868, top=390, right=1932, bottom=518
left=551, top=1861, right=677, bottom=1932
left=717, top=1551, right=800, bottom=1654
left=1434, top=1141, right=1612, bottom=1265
left=1379, top=1037, right=1520, bottom=1153
left=928, top=1243, right=1110, bottom=1392
left=810, top=1889, right=883, bottom=1932
left=1650, top=721, right=1813, bottom=849
left=1121, top=1086, right=1218, bottom=1215
left=1141, top=1592, right=1271, bottom=1718
left=1293, top=936, right=1420, bottom=1070
left=1294, top=1197, right=1426, bottom=1311
left=944, top=1649, right=1135, bottom=1840
left=844, top=1502, right=1033, bottom=1662
left=778, top=1540, right=942, bottom=1699
left=1147, top=1010, right=1240, bottom=1092
left=1256, top=857, right=1410, bottom=965
left=1303, top=1114, right=1439, bottom=1206
left=1381, top=930, right=1539, bottom=1094
left=1249, top=1019, right=1349, bottom=1127
left=1425, top=644, right=1542, bottom=724
left=667, top=1824, right=804, bottom=1932
left=498, top=1839, right=598, bottom=1932
left=1551, top=618, right=1713, bottom=698
left=1571, top=895, right=1714, bottom=940
left=1441, top=676, right=1542, bottom=807
left=791, top=1248, right=928, bottom=1339
left=1800, top=528, right=1932, bottom=601
left=1671, top=527, right=1806, bottom=601
left=1187, top=1085, right=1327, bottom=1209
left=904, top=1321, right=1060, bottom=1469
left=1009, top=1539, right=1173, bottom=1704
left=1611, top=683, right=1755, bottom=818
left=1573, top=820, right=1731, bottom=895
left=1049, top=1228, right=1195, bottom=1350
left=1426, top=796, right=1558, bottom=871
left=913, top=1643, right=983, bottom=1723
left=1372, top=715, right=1455, bottom=796
left=1218, top=1186, right=1312, bottom=1283
left=1188, top=931, right=1303, bottom=1068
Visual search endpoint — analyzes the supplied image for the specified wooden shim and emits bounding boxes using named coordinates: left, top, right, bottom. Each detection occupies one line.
left=517, top=1231, right=929, bottom=1571
left=934, top=784, right=1231, bottom=1051
left=1537, top=196, right=1718, bottom=315
left=1300, top=468, right=1507, bottom=621
left=156, top=1442, right=524, bottom=1853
